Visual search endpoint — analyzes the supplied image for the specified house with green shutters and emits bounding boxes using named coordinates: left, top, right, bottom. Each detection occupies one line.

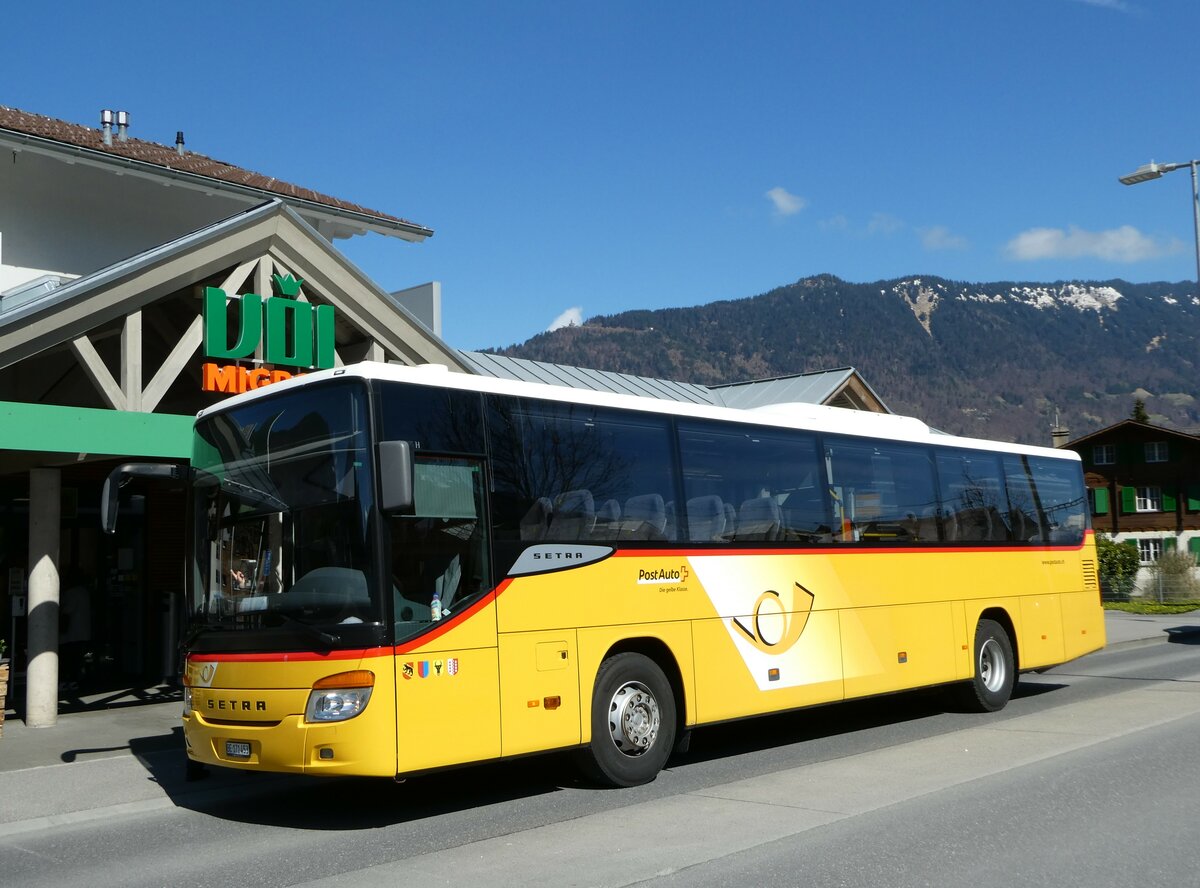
left=1063, top=420, right=1200, bottom=577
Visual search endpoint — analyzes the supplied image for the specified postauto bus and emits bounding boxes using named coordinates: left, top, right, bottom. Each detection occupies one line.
left=103, top=363, right=1104, bottom=787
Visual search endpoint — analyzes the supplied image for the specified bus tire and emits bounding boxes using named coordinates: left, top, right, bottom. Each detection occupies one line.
left=957, top=618, right=1015, bottom=713
left=579, top=652, right=676, bottom=787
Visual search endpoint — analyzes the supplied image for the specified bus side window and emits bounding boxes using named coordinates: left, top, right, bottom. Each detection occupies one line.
left=936, top=450, right=1009, bottom=543
left=484, top=395, right=677, bottom=563
left=826, top=438, right=939, bottom=544
left=678, top=421, right=825, bottom=545
left=1001, top=455, right=1044, bottom=543
left=1026, top=456, right=1088, bottom=545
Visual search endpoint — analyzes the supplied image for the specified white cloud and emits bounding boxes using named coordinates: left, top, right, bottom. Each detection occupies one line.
left=1069, top=0, right=1137, bottom=13
left=547, top=306, right=583, bottom=332
left=765, top=186, right=806, bottom=217
left=866, top=212, right=903, bottom=236
left=920, top=225, right=969, bottom=251
left=1004, top=225, right=1181, bottom=262
left=818, top=212, right=906, bottom=238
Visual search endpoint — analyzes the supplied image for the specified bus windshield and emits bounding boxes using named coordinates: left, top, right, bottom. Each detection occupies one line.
left=188, top=380, right=382, bottom=651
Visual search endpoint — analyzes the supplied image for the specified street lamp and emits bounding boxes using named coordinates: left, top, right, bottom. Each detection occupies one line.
left=1118, top=159, right=1200, bottom=294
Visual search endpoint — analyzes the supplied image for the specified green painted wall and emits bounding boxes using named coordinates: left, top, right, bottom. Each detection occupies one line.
left=0, top=401, right=193, bottom=458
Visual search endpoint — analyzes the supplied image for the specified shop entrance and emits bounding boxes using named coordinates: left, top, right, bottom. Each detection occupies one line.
left=1, top=464, right=187, bottom=714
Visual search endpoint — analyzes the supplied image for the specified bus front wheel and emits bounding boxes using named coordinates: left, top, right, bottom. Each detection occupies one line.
left=579, top=652, right=677, bottom=787
left=957, top=618, right=1015, bottom=713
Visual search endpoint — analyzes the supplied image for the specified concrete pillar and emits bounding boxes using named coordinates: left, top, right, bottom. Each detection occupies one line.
left=26, top=467, right=61, bottom=728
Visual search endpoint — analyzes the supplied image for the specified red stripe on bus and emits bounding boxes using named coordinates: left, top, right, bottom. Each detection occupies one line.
left=187, top=647, right=393, bottom=664
left=611, top=533, right=1091, bottom=559
left=393, top=584, right=506, bottom=655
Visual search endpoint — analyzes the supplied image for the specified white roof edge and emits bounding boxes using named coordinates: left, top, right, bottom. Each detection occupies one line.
left=0, top=128, right=433, bottom=242
left=199, top=361, right=1079, bottom=460
left=746, top=400, right=928, bottom=437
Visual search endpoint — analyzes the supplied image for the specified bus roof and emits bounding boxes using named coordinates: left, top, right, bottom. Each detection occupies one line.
left=196, top=361, right=1079, bottom=462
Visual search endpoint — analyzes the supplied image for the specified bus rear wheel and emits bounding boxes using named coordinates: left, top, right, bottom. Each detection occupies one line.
left=957, top=618, right=1015, bottom=713
left=579, top=652, right=676, bottom=787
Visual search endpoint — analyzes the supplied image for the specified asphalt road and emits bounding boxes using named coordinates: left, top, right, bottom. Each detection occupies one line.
left=3, top=640, right=1200, bottom=888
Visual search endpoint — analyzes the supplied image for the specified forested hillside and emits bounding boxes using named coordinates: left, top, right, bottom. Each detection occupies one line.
left=489, top=275, right=1200, bottom=443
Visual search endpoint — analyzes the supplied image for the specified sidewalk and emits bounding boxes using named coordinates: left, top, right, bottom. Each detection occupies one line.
left=1098, top=607, right=1200, bottom=648
left=1, top=609, right=1197, bottom=834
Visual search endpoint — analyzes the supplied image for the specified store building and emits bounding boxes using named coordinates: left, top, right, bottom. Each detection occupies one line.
left=1, top=106, right=467, bottom=724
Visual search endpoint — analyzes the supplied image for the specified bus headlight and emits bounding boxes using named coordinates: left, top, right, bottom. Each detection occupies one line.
left=305, top=670, right=375, bottom=723
left=183, top=687, right=193, bottom=718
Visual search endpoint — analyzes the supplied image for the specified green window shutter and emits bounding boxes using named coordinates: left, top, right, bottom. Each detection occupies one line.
left=1093, top=488, right=1109, bottom=515
left=1163, top=490, right=1178, bottom=512
left=1187, top=485, right=1200, bottom=512
left=1120, top=486, right=1136, bottom=514
left=1189, top=537, right=1200, bottom=562
left=1164, top=537, right=1177, bottom=551
left=1122, top=539, right=1139, bottom=552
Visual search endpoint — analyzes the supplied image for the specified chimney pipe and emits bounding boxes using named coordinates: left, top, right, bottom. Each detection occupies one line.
left=175, top=131, right=186, bottom=156
left=116, top=110, right=129, bottom=142
left=100, top=109, right=114, bottom=146
left=1051, top=410, right=1070, bottom=448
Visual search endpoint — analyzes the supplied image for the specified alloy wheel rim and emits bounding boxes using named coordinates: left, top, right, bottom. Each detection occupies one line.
left=979, top=637, right=1006, bottom=693
left=607, top=680, right=660, bottom=757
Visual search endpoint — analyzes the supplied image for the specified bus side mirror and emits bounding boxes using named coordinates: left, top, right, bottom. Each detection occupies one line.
left=378, top=441, right=414, bottom=514
left=102, top=462, right=190, bottom=534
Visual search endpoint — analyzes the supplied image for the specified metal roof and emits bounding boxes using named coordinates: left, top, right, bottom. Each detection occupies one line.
left=711, top=369, right=858, bottom=409
left=457, top=352, right=887, bottom=412
left=458, top=352, right=717, bottom=405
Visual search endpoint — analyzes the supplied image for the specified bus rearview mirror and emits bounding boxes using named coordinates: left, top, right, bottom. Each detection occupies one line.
left=378, top=440, right=414, bottom=514
left=101, top=462, right=190, bottom=534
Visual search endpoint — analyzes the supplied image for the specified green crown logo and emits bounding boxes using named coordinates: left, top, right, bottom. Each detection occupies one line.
left=271, top=273, right=304, bottom=298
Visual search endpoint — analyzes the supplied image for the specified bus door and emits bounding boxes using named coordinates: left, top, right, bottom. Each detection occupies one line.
left=387, top=455, right=501, bottom=775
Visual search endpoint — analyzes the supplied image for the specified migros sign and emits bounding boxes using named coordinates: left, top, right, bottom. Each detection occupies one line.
left=201, top=274, right=334, bottom=394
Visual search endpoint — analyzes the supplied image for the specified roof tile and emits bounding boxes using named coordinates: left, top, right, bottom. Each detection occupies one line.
left=0, top=105, right=421, bottom=229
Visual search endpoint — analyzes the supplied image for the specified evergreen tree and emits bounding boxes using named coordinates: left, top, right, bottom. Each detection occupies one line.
left=1131, top=399, right=1150, bottom=423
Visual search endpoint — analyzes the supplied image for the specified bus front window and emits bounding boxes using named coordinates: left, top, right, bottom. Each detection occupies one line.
left=189, top=381, right=382, bottom=650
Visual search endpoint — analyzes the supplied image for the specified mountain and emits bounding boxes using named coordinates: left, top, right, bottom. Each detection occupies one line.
left=487, top=275, right=1200, bottom=444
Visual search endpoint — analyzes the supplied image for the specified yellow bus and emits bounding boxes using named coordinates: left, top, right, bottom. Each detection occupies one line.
left=104, top=362, right=1105, bottom=786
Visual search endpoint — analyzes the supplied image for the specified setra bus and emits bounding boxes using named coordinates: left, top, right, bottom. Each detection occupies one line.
left=103, top=362, right=1105, bottom=786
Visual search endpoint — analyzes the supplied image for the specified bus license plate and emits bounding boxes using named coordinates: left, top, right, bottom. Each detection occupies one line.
left=225, top=741, right=251, bottom=758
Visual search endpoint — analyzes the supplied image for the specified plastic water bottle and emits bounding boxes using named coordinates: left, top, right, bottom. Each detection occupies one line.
left=431, top=592, right=442, bottom=622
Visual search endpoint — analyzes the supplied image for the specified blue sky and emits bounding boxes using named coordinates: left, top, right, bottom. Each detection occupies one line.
left=6, top=1, right=1200, bottom=349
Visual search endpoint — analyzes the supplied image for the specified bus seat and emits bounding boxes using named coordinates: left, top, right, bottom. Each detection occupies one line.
left=549, top=489, right=595, bottom=540
left=901, top=507, right=941, bottom=542
left=597, top=498, right=620, bottom=523
left=617, top=494, right=665, bottom=540
left=737, top=496, right=782, bottom=541
left=594, top=498, right=621, bottom=537
left=723, top=502, right=738, bottom=538
left=519, top=497, right=553, bottom=541
left=958, top=507, right=992, bottom=542
left=687, top=495, right=726, bottom=542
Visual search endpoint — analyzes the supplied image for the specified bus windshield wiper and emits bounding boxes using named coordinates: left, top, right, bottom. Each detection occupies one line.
left=219, top=476, right=288, bottom=512
left=181, top=622, right=224, bottom=649
left=194, top=468, right=287, bottom=513
left=269, top=613, right=341, bottom=647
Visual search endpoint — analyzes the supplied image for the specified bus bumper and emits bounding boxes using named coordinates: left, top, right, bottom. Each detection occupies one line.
left=183, top=707, right=395, bottom=777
